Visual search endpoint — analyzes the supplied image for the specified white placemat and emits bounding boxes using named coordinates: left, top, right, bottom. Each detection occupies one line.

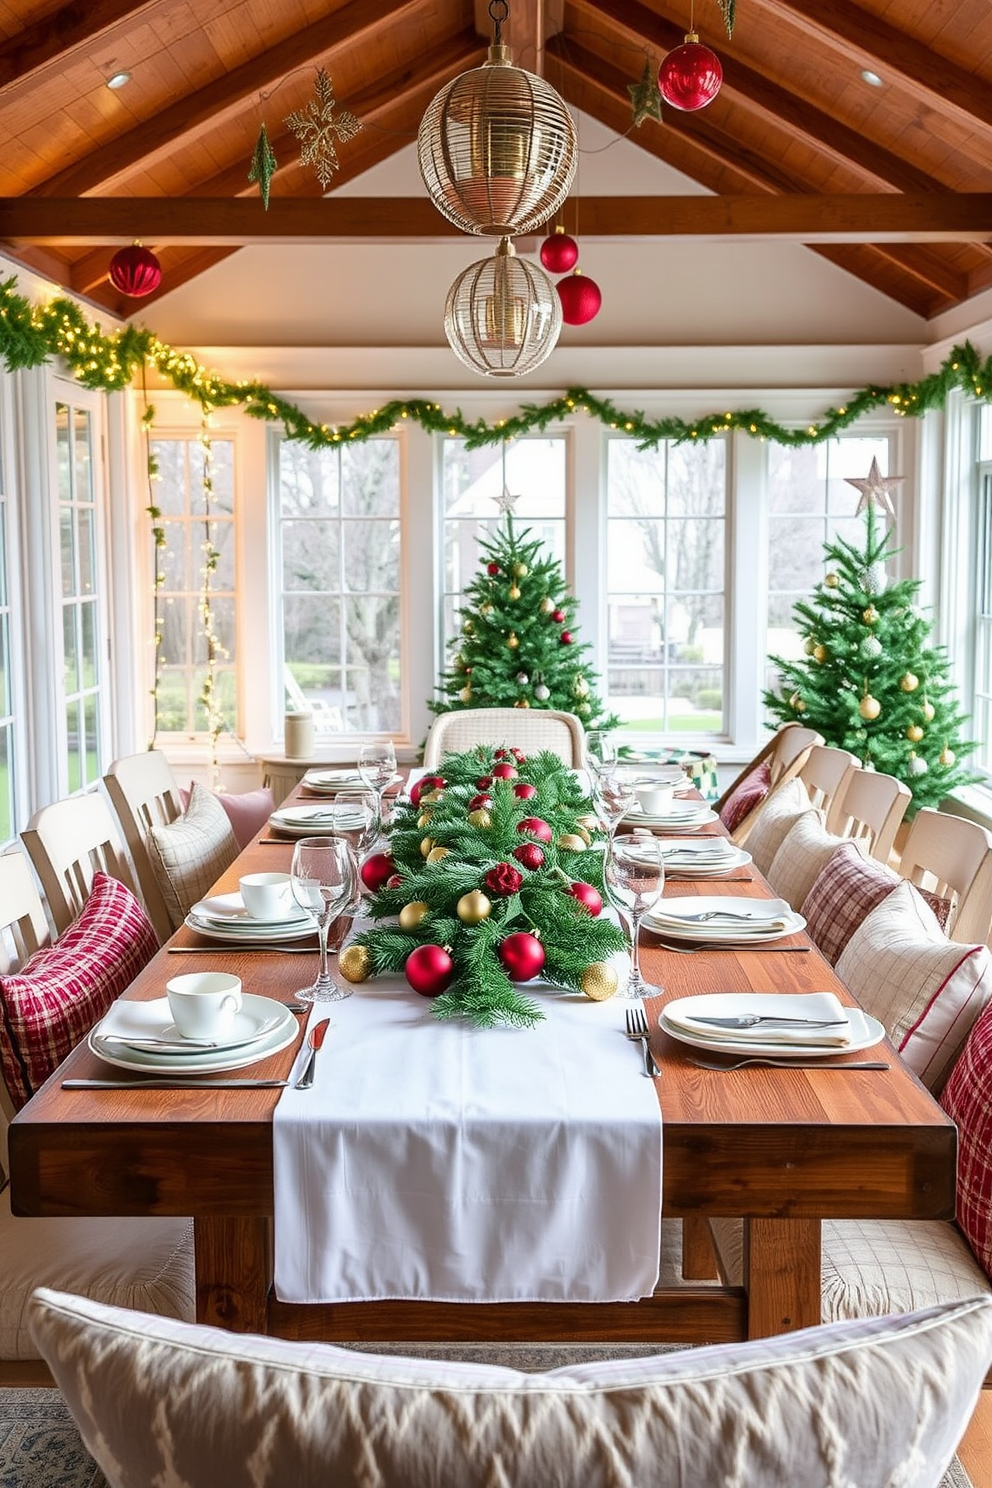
left=273, top=987, right=663, bottom=1305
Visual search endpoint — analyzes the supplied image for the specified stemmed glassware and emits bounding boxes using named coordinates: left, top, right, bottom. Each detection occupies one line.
left=290, top=837, right=358, bottom=1002
left=584, top=730, right=617, bottom=790
left=357, top=739, right=397, bottom=838
left=593, top=766, right=636, bottom=839
left=605, top=832, right=665, bottom=1000
left=326, top=789, right=378, bottom=915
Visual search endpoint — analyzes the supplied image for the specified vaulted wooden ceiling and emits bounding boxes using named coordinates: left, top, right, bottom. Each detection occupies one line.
left=1, top=0, right=992, bottom=320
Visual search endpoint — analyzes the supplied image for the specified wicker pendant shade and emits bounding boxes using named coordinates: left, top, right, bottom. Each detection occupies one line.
left=444, top=237, right=562, bottom=378
left=418, top=42, right=576, bottom=237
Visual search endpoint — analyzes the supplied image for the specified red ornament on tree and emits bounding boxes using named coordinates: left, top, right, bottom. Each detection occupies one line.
left=498, top=931, right=546, bottom=982
left=658, top=35, right=723, bottom=111
left=510, top=747, right=527, bottom=763
left=477, top=775, right=493, bottom=790
left=360, top=850, right=395, bottom=892
left=557, top=270, right=602, bottom=326
left=552, top=609, right=565, bottom=623
left=566, top=881, right=603, bottom=917
left=487, top=561, right=500, bottom=575
left=540, top=228, right=579, bottom=275
left=108, top=242, right=162, bottom=298
left=405, top=944, right=455, bottom=997
left=516, top=816, right=553, bottom=843
left=560, top=631, right=573, bottom=645
left=513, top=842, right=545, bottom=870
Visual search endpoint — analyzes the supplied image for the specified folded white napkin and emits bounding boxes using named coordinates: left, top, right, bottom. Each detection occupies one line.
left=663, top=991, right=852, bottom=1046
left=648, top=896, right=793, bottom=933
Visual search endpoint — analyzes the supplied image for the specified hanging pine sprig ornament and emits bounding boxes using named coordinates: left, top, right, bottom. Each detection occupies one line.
left=717, top=0, right=736, bottom=39
left=248, top=122, right=278, bottom=209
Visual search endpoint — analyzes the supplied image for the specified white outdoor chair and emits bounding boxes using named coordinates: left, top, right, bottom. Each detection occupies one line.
left=104, top=751, right=184, bottom=944
left=21, top=792, right=138, bottom=936
left=423, top=708, right=585, bottom=769
left=898, top=807, right=992, bottom=944
left=798, top=744, right=859, bottom=819
left=825, top=766, right=911, bottom=865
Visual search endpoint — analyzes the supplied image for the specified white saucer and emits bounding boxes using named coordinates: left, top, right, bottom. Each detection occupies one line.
left=191, top=892, right=311, bottom=928
left=90, top=995, right=299, bottom=1073
left=623, top=805, right=718, bottom=830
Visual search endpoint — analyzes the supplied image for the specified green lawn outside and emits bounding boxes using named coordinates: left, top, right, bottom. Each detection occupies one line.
left=617, top=713, right=722, bottom=734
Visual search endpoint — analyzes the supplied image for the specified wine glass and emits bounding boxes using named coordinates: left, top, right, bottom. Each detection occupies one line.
left=290, top=837, right=358, bottom=1002
left=584, top=730, right=617, bottom=792
left=357, top=739, right=397, bottom=837
left=605, top=832, right=665, bottom=1000
left=593, top=766, right=636, bottom=839
left=326, top=789, right=378, bottom=915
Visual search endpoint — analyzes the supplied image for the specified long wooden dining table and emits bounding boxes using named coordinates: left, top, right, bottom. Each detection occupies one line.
left=8, top=782, right=957, bottom=1348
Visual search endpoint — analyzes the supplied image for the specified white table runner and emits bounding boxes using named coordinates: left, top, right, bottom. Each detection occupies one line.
left=273, top=985, right=663, bottom=1305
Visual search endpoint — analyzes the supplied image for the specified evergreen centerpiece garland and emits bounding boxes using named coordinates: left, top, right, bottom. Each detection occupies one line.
left=343, top=748, right=628, bottom=1028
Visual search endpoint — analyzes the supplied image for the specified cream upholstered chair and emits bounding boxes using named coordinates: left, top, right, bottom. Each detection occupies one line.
left=798, top=744, right=858, bottom=818
left=824, top=766, right=911, bottom=865
left=21, top=792, right=138, bottom=936
left=897, top=807, right=992, bottom=944
left=0, top=851, right=193, bottom=1382
left=423, top=708, right=585, bottom=769
left=104, top=751, right=184, bottom=944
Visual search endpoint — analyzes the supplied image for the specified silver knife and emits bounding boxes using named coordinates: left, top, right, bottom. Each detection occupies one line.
left=693, top=1015, right=849, bottom=1029
left=63, top=1078, right=290, bottom=1089
left=167, top=946, right=319, bottom=954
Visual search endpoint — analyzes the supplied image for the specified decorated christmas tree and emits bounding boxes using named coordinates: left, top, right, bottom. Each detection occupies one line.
left=764, top=460, right=975, bottom=810
left=431, top=512, right=618, bottom=728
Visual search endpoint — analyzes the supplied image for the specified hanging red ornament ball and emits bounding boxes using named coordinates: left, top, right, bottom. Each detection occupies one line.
left=498, top=931, right=546, bottom=982
left=487, top=561, right=500, bottom=576
left=108, top=242, right=162, bottom=298
left=560, top=631, right=573, bottom=645
left=540, top=229, right=579, bottom=275
left=566, top=881, right=604, bottom=917
left=405, top=944, right=454, bottom=997
left=658, top=37, right=723, bottom=111
left=360, top=850, right=395, bottom=892
left=409, top=775, right=445, bottom=808
left=557, top=270, right=602, bottom=326
left=552, top=609, right=565, bottom=623
left=513, top=841, right=545, bottom=870
left=491, top=762, right=518, bottom=780
left=513, top=781, right=537, bottom=800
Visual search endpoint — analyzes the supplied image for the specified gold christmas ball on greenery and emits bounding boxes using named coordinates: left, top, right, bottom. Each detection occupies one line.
left=922, top=700, right=936, bottom=722
left=399, top=901, right=430, bottom=931
left=513, top=562, right=529, bottom=578
left=426, top=845, right=450, bottom=864
left=900, top=672, right=920, bottom=692
left=480, top=602, right=493, bottom=615
left=509, top=584, right=521, bottom=601
left=420, top=836, right=435, bottom=857
left=514, top=698, right=530, bottom=708
left=581, top=961, right=619, bottom=1001
left=417, top=811, right=433, bottom=829
left=459, top=685, right=472, bottom=703
left=339, top=945, right=371, bottom=984
left=558, top=832, right=587, bottom=852
left=906, top=724, right=924, bottom=743
left=940, top=746, right=956, bottom=766
left=540, top=596, right=555, bottom=615
left=467, top=808, right=492, bottom=829
left=789, top=692, right=806, bottom=713
left=421, top=789, right=444, bottom=805
left=578, top=702, right=591, bottom=716
left=862, top=606, right=879, bottom=625
left=859, top=694, right=882, bottom=721
left=813, top=644, right=828, bottom=663
left=574, top=675, right=589, bottom=697
left=575, top=825, right=592, bottom=845
left=457, top=889, right=492, bottom=925
left=824, top=573, right=839, bottom=588
left=577, top=814, right=599, bottom=832
left=507, top=632, right=519, bottom=649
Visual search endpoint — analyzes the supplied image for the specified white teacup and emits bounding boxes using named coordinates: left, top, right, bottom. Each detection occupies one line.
left=166, top=972, right=243, bottom=1040
left=635, top=782, right=676, bottom=816
left=240, top=871, right=293, bottom=922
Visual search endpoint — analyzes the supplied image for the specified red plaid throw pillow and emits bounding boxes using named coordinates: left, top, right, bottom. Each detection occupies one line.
left=0, top=872, right=158, bottom=1109
left=802, top=839, right=898, bottom=965
left=720, top=759, right=771, bottom=833
left=941, top=1002, right=992, bottom=1281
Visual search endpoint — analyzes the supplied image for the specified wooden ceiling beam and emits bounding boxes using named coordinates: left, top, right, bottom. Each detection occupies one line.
left=30, top=0, right=429, bottom=198
left=9, top=194, right=991, bottom=245
left=0, top=0, right=157, bottom=94
left=756, top=0, right=992, bottom=141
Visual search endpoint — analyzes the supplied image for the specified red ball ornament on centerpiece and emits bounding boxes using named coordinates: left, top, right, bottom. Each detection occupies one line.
left=513, top=841, right=545, bottom=870
left=556, top=270, right=601, bottom=326
left=360, top=850, right=395, bottom=893
left=468, top=793, right=493, bottom=812
left=510, top=747, right=527, bottom=764
left=405, top=944, right=454, bottom=997
left=108, top=242, right=162, bottom=297
left=409, top=775, right=445, bottom=808
left=498, top=931, right=546, bottom=982
left=513, top=781, right=537, bottom=800
left=491, top=762, right=518, bottom=780
left=540, top=228, right=579, bottom=275
left=658, top=35, right=723, bottom=111
left=566, top=881, right=603, bottom=917
left=517, top=816, right=553, bottom=844
left=476, top=775, right=493, bottom=790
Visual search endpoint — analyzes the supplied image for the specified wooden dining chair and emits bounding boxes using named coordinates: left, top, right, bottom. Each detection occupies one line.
left=897, top=807, right=992, bottom=944
left=798, top=744, right=859, bottom=818
left=21, top=792, right=139, bottom=936
left=104, top=751, right=184, bottom=944
left=716, top=723, right=824, bottom=817
left=423, top=708, right=585, bottom=768
left=824, top=767, right=911, bottom=865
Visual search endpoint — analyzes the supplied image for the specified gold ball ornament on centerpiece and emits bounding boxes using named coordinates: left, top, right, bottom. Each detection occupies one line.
left=339, top=944, right=372, bottom=984
left=580, top=961, right=619, bottom=1001
left=900, top=673, right=920, bottom=693
left=426, top=845, right=451, bottom=864
left=507, top=632, right=519, bottom=649
left=417, top=811, right=433, bottom=829
left=399, top=901, right=430, bottom=932
left=457, top=889, right=492, bottom=924
left=467, top=808, right=492, bottom=829
left=906, top=724, right=924, bottom=743
left=577, top=814, right=600, bottom=833
left=421, top=789, right=444, bottom=805
left=420, top=837, right=435, bottom=858
left=859, top=694, right=882, bottom=721
left=558, top=833, right=587, bottom=853
left=940, top=746, right=957, bottom=766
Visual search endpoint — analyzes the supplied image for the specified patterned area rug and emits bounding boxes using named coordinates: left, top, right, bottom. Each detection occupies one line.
left=0, top=1371, right=977, bottom=1488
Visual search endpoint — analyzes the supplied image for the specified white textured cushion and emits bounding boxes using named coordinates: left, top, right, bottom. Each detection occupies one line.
left=766, top=811, right=846, bottom=911
left=0, top=1185, right=193, bottom=1361
left=835, top=879, right=992, bottom=1092
left=744, top=777, right=816, bottom=877
left=147, top=782, right=239, bottom=931
left=29, top=1286, right=992, bottom=1488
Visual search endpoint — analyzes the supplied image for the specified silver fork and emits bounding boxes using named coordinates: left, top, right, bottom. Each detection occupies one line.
left=625, top=1006, right=661, bottom=1078
left=653, top=940, right=810, bottom=955
left=688, top=1056, right=890, bottom=1071
left=672, top=909, right=764, bottom=923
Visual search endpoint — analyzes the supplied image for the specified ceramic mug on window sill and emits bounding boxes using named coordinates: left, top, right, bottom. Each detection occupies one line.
left=285, top=711, right=315, bottom=760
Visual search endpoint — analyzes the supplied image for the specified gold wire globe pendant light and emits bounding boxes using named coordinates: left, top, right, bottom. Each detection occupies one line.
left=419, top=0, right=576, bottom=376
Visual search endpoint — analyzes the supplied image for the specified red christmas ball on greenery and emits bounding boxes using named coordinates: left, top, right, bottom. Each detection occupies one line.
left=492, top=762, right=518, bottom=780
left=484, top=862, right=524, bottom=896
left=517, top=816, right=553, bottom=843
left=360, top=851, right=395, bottom=892
left=469, top=793, right=493, bottom=812
left=513, top=842, right=545, bottom=870
left=494, top=748, right=512, bottom=760
left=487, top=561, right=500, bottom=575
left=513, top=781, right=537, bottom=800
left=557, top=271, right=602, bottom=326
left=410, top=775, right=445, bottom=807
left=552, top=609, right=565, bottom=623
left=109, top=242, right=162, bottom=297
left=540, top=230, right=579, bottom=274
left=498, top=931, right=546, bottom=982
left=566, top=881, right=603, bottom=917
left=405, top=944, right=454, bottom=997
left=658, top=39, right=723, bottom=111
left=386, top=874, right=402, bottom=889
left=560, top=631, right=573, bottom=645
left=477, top=775, right=493, bottom=790
left=510, top=747, right=527, bottom=763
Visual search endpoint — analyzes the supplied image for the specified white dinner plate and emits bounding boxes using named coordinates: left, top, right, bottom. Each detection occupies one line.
left=643, top=895, right=806, bottom=943
left=191, top=892, right=312, bottom=930
left=658, top=843, right=752, bottom=877
left=184, top=912, right=318, bottom=944
left=89, top=995, right=299, bottom=1073
left=622, top=804, right=718, bottom=831
left=660, top=994, right=885, bottom=1059
left=301, top=769, right=365, bottom=793
left=268, top=804, right=367, bottom=837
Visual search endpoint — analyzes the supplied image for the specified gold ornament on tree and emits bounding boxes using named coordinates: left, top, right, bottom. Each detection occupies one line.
left=906, top=724, right=924, bottom=742
left=922, top=700, right=936, bottom=722
left=427, top=845, right=451, bottom=863
left=862, top=606, right=879, bottom=625
left=284, top=68, right=362, bottom=187
left=507, top=631, right=519, bottom=648
left=509, top=583, right=521, bottom=600
left=900, top=672, right=920, bottom=692
left=940, top=746, right=956, bottom=766
left=859, top=694, right=882, bottom=721
left=824, top=573, right=839, bottom=589
left=813, top=644, right=828, bottom=662
left=457, top=889, right=492, bottom=924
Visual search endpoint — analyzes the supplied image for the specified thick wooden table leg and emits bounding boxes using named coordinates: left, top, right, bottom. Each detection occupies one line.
left=743, top=1218, right=821, bottom=1339
left=682, top=1217, right=721, bottom=1281
left=195, top=1217, right=271, bottom=1333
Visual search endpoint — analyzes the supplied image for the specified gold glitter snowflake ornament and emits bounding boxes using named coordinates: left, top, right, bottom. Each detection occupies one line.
left=284, top=68, right=362, bottom=188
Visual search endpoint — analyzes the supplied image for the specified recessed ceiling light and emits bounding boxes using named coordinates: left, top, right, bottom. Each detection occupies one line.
left=106, top=71, right=131, bottom=90
left=861, top=69, right=883, bottom=87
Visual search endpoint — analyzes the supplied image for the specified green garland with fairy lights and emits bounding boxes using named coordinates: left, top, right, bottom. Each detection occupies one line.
left=2, top=275, right=992, bottom=449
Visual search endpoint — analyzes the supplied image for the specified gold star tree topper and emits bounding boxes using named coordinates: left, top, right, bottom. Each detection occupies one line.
left=284, top=69, right=362, bottom=189
left=844, top=456, right=903, bottom=517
